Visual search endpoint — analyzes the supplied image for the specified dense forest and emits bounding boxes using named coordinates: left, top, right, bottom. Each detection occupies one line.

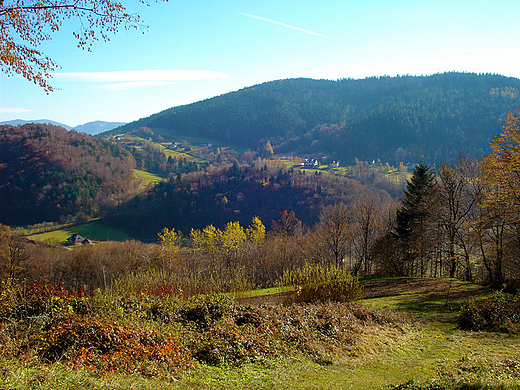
left=104, top=162, right=392, bottom=236
left=0, top=124, right=136, bottom=225
left=110, top=72, right=520, bottom=163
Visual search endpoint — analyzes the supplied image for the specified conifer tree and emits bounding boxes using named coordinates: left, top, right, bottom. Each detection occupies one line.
left=393, top=163, right=435, bottom=275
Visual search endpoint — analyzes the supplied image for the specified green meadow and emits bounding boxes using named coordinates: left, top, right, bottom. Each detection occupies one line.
left=29, top=220, right=132, bottom=243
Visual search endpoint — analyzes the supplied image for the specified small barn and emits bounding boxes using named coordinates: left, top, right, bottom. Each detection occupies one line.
left=65, top=234, right=92, bottom=245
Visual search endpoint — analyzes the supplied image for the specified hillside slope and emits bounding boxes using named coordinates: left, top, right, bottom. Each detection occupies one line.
left=0, top=124, right=136, bottom=226
left=112, top=73, right=520, bottom=163
left=104, top=163, right=392, bottom=237
left=0, top=119, right=72, bottom=130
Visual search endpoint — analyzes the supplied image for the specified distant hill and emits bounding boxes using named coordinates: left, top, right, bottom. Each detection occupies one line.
left=1, top=119, right=72, bottom=130
left=74, top=121, right=126, bottom=135
left=0, top=123, right=136, bottom=226
left=0, top=120, right=126, bottom=135
left=104, top=163, right=392, bottom=237
left=111, top=73, right=520, bottom=163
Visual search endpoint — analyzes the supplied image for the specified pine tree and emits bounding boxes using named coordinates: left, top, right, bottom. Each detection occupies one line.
left=393, top=163, right=435, bottom=276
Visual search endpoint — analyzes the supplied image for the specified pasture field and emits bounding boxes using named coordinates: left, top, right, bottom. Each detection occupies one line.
left=183, top=280, right=519, bottom=390
left=28, top=220, right=132, bottom=243
left=133, top=169, right=165, bottom=191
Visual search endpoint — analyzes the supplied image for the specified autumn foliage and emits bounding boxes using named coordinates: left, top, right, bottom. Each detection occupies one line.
left=1, top=0, right=143, bottom=91
left=0, top=124, right=135, bottom=225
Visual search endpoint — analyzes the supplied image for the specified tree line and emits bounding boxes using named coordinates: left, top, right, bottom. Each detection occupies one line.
left=372, top=112, right=520, bottom=288
left=2, top=113, right=520, bottom=292
left=103, top=161, right=392, bottom=237
left=145, top=111, right=520, bottom=289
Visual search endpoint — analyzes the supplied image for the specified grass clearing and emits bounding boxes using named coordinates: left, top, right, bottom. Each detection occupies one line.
left=359, top=279, right=491, bottom=329
left=29, top=220, right=132, bottom=242
left=152, top=130, right=247, bottom=154
left=231, top=286, right=290, bottom=299
left=185, top=279, right=519, bottom=389
left=133, top=169, right=165, bottom=190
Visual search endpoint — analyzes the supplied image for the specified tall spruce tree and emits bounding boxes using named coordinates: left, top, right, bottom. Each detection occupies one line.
left=394, top=163, right=435, bottom=276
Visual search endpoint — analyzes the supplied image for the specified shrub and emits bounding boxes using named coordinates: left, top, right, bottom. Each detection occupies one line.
left=0, top=280, right=86, bottom=321
left=180, top=293, right=234, bottom=328
left=458, top=292, right=520, bottom=332
left=110, top=267, right=255, bottom=298
left=390, top=356, right=520, bottom=389
left=278, top=262, right=361, bottom=303
left=34, top=314, right=192, bottom=374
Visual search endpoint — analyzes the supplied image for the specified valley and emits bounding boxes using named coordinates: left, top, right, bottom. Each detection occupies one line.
left=1, top=73, right=520, bottom=389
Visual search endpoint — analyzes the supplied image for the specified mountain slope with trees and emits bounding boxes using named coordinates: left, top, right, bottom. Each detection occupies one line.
left=0, top=124, right=136, bottom=226
left=110, top=72, right=520, bottom=163
left=104, top=163, right=391, bottom=237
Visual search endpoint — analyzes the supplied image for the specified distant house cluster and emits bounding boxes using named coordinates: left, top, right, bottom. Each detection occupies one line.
left=300, top=158, right=320, bottom=168
left=65, top=234, right=92, bottom=245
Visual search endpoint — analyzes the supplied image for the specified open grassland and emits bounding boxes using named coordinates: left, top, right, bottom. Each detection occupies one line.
left=133, top=169, right=165, bottom=191
left=359, top=278, right=491, bottom=329
left=153, top=142, right=205, bottom=163
left=0, top=279, right=518, bottom=390
left=28, top=220, right=132, bottom=243
left=160, top=147, right=199, bottom=161
left=152, top=130, right=247, bottom=154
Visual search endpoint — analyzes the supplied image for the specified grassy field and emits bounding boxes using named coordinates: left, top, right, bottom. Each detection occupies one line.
left=181, top=280, right=519, bottom=390
left=28, top=220, right=132, bottom=243
left=133, top=169, right=165, bottom=191
left=1, top=278, right=518, bottom=389
left=206, top=280, right=517, bottom=389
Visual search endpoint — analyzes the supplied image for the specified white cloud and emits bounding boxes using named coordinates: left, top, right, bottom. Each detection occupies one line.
left=54, top=70, right=230, bottom=83
left=0, top=108, right=33, bottom=113
left=240, top=13, right=332, bottom=40
left=101, top=80, right=177, bottom=91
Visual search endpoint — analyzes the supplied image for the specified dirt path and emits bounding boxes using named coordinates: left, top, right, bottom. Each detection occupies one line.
left=236, top=278, right=469, bottom=305
left=360, top=277, right=467, bottom=299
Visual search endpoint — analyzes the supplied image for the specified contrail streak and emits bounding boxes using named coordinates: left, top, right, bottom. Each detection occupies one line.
left=240, top=12, right=332, bottom=40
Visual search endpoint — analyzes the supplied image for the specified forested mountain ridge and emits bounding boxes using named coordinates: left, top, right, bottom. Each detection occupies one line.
left=110, top=73, right=520, bottom=163
left=0, top=124, right=136, bottom=226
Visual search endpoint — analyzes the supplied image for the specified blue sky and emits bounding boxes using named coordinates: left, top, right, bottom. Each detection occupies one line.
left=2, top=0, right=520, bottom=127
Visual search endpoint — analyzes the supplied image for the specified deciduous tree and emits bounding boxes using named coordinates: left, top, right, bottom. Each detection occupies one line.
left=351, top=196, right=386, bottom=275
left=316, top=203, right=352, bottom=265
left=246, top=216, right=266, bottom=245
left=1, top=0, right=147, bottom=91
left=482, top=110, right=520, bottom=223
left=480, top=111, right=520, bottom=287
left=0, top=224, right=28, bottom=280
left=435, top=158, right=482, bottom=278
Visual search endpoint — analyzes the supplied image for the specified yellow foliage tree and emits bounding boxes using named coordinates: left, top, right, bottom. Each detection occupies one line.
left=264, top=140, right=274, bottom=156
left=157, top=227, right=181, bottom=272
left=221, top=221, right=247, bottom=253
left=246, top=216, right=266, bottom=245
left=190, top=224, right=222, bottom=253
left=158, top=227, right=180, bottom=249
